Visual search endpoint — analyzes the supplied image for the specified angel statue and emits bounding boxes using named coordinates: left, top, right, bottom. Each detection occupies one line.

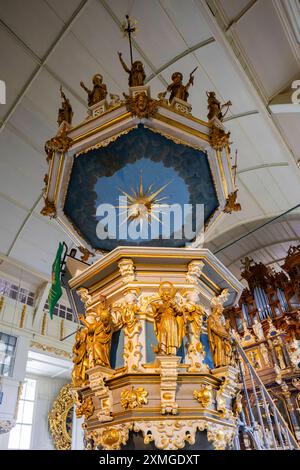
left=57, top=85, right=73, bottom=126
left=118, top=51, right=146, bottom=87
left=207, top=289, right=233, bottom=368
left=151, top=282, right=184, bottom=356
left=80, top=74, right=107, bottom=107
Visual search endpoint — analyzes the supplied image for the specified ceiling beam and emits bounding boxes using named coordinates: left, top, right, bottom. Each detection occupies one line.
left=200, top=0, right=300, bottom=175
left=0, top=0, right=90, bottom=132
left=0, top=252, right=50, bottom=282
left=225, top=238, right=299, bottom=269
left=145, top=37, right=215, bottom=83
left=237, top=162, right=289, bottom=175
left=225, top=0, right=258, bottom=32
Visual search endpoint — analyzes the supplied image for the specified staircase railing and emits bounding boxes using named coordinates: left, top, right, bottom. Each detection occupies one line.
left=232, top=336, right=299, bottom=450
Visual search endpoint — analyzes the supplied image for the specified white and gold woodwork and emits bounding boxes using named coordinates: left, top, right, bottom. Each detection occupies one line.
left=67, top=246, right=243, bottom=450
left=42, top=77, right=243, bottom=449
left=42, top=84, right=238, bottom=248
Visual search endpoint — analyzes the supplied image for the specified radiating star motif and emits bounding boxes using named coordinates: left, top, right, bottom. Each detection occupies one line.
left=118, top=174, right=171, bottom=225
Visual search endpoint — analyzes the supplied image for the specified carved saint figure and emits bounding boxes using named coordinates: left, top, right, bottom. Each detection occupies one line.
left=167, top=70, right=195, bottom=103
left=79, top=297, right=114, bottom=368
left=152, top=282, right=184, bottom=356
left=118, top=52, right=146, bottom=87
left=72, top=327, right=89, bottom=386
left=206, top=91, right=232, bottom=121
left=207, top=299, right=233, bottom=368
left=253, top=317, right=265, bottom=341
left=183, top=291, right=207, bottom=372
left=80, top=74, right=107, bottom=107
left=57, top=86, right=73, bottom=126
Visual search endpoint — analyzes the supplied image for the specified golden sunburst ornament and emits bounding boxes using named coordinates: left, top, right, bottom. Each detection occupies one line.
left=118, top=175, right=171, bottom=224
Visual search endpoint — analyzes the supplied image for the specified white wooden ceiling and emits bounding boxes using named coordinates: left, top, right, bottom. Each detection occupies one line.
left=0, top=0, right=299, bottom=285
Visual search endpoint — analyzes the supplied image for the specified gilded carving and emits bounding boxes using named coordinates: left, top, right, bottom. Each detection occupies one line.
left=78, top=246, right=93, bottom=262
left=165, top=69, right=197, bottom=104
left=79, top=298, right=114, bottom=368
left=48, top=384, right=75, bottom=450
left=206, top=91, right=231, bottom=122
left=193, top=384, right=213, bottom=408
left=87, top=424, right=132, bottom=450
left=120, top=386, right=148, bottom=410
left=208, top=289, right=233, bottom=368
left=30, top=341, right=72, bottom=359
left=126, top=92, right=158, bottom=118
left=113, top=289, right=142, bottom=372
left=75, top=397, right=94, bottom=419
left=44, top=126, right=72, bottom=162
left=72, top=327, right=89, bottom=387
left=224, top=190, right=241, bottom=214
left=57, top=86, right=73, bottom=126
left=210, top=125, right=230, bottom=151
left=80, top=74, right=107, bottom=107
left=0, top=295, right=4, bottom=314
left=152, top=282, right=184, bottom=356
left=40, top=197, right=56, bottom=217
left=183, top=290, right=208, bottom=372
left=118, top=52, right=146, bottom=87
left=19, top=305, right=26, bottom=328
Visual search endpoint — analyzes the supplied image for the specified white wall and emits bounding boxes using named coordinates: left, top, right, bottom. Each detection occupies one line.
left=29, top=374, right=68, bottom=450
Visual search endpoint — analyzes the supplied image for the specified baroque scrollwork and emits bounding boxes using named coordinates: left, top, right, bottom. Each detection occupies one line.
left=193, top=384, right=213, bottom=408
left=224, top=190, right=241, bottom=214
left=120, top=386, right=148, bottom=410
left=87, top=423, right=132, bottom=450
left=133, top=420, right=236, bottom=450
left=48, top=384, right=75, bottom=450
left=210, top=125, right=230, bottom=151
left=112, top=289, right=142, bottom=372
left=76, top=396, right=94, bottom=419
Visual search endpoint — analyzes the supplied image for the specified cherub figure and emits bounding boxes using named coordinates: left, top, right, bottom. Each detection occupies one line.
left=166, top=69, right=196, bottom=103
left=118, top=52, right=146, bottom=87
left=57, top=86, right=73, bottom=126
left=206, top=91, right=231, bottom=121
left=80, top=74, right=107, bottom=107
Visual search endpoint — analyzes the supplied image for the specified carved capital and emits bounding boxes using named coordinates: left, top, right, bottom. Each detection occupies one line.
left=186, top=260, right=204, bottom=285
left=118, top=258, right=136, bottom=284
